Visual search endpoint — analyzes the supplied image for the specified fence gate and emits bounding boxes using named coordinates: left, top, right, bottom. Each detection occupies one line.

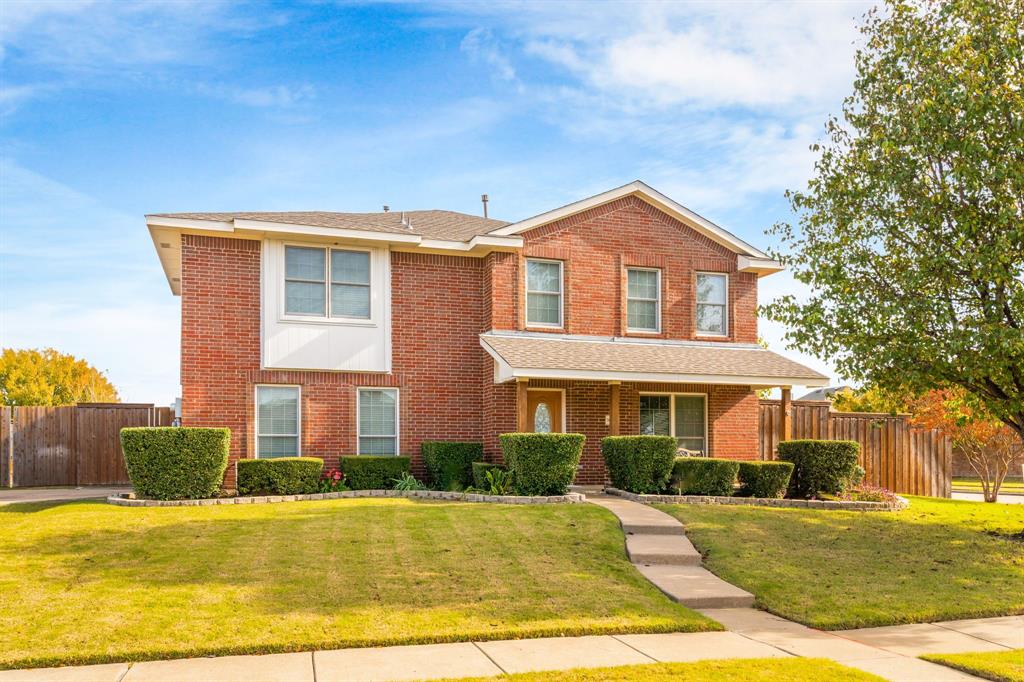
left=1, top=403, right=174, bottom=487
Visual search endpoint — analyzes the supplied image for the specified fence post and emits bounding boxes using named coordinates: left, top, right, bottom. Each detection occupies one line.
left=6, top=406, right=14, bottom=489
left=779, top=388, right=792, bottom=443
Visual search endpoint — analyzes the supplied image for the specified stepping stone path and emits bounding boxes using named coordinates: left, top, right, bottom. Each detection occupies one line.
left=588, top=494, right=755, bottom=609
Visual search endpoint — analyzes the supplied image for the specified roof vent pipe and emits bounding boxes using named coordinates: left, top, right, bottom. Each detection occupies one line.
left=383, top=205, right=390, bottom=212
left=481, top=194, right=489, bottom=218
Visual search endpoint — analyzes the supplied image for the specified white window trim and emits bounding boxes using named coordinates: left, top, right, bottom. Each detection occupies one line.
left=695, top=272, right=729, bottom=338
left=626, top=267, right=661, bottom=333
left=356, top=387, right=400, bottom=456
left=638, top=391, right=708, bottom=455
left=526, top=387, right=567, bottom=432
left=254, top=384, right=302, bottom=458
left=525, top=258, right=564, bottom=329
left=280, top=242, right=376, bottom=325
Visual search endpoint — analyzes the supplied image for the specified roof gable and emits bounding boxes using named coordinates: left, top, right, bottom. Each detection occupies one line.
left=487, top=180, right=774, bottom=261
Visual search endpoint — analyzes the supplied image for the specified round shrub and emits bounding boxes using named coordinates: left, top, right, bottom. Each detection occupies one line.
left=671, top=457, right=739, bottom=496
left=339, top=455, right=411, bottom=490
left=777, top=439, right=861, bottom=498
left=601, top=435, right=677, bottom=493
left=237, top=457, right=324, bottom=495
left=471, top=461, right=506, bottom=489
left=120, top=427, right=230, bottom=500
left=422, top=441, right=483, bottom=491
left=737, top=461, right=794, bottom=498
left=498, top=433, right=585, bottom=496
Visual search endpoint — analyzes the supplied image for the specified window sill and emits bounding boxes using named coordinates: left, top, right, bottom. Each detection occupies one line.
left=279, top=315, right=378, bottom=328
left=524, top=325, right=564, bottom=332
left=626, top=329, right=662, bottom=336
left=694, top=332, right=729, bottom=339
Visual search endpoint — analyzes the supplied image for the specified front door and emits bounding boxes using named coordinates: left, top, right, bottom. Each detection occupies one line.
left=526, top=390, right=563, bottom=433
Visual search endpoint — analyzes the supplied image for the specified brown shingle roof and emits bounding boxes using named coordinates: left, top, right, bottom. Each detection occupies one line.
left=149, top=210, right=510, bottom=242
left=480, top=333, right=829, bottom=384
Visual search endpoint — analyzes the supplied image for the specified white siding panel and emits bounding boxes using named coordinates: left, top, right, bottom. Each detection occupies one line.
left=262, top=239, right=392, bottom=372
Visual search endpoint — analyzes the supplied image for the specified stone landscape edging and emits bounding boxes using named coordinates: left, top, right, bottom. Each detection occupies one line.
left=604, top=487, right=908, bottom=511
left=107, top=489, right=586, bottom=507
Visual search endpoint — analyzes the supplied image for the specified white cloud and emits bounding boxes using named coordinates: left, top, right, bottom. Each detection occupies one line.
left=193, top=82, right=316, bottom=108
left=460, top=27, right=520, bottom=87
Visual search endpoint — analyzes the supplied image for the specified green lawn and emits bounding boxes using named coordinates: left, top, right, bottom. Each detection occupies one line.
left=656, top=497, right=1024, bottom=630
left=922, top=649, right=1024, bottom=682
left=0, top=498, right=716, bottom=669
left=952, top=478, right=1024, bottom=495
left=441, top=658, right=884, bottom=682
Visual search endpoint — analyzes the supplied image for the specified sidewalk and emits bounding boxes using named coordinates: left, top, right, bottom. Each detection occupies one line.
left=1, top=494, right=1018, bottom=682
left=0, top=486, right=131, bottom=506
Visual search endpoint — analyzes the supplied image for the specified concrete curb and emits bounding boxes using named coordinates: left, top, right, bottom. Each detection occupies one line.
left=604, top=487, right=908, bottom=512
left=107, top=490, right=586, bottom=507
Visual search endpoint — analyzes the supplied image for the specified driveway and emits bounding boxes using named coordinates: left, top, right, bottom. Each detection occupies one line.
left=951, top=491, right=1024, bottom=504
left=0, top=486, right=130, bottom=505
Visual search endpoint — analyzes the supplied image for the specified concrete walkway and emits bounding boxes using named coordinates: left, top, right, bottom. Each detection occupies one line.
left=2, top=493, right=1016, bottom=682
left=0, top=486, right=131, bottom=506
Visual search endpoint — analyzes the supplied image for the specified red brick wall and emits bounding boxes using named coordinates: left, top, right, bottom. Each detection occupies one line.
left=486, top=196, right=759, bottom=343
left=180, top=237, right=485, bottom=485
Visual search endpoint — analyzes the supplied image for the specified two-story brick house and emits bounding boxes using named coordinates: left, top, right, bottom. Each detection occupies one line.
left=147, top=181, right=828, bottom=486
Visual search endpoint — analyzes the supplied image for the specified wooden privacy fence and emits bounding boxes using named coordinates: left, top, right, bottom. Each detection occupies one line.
left=1, top=403, right=174, bottom=487
left=759, top=399, right=952, bottom=497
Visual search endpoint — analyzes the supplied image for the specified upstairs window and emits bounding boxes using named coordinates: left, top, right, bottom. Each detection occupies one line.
left=285, top=245, right=371, bottom=319
left=696, top=273, right=728, bottom=336
left=256, top=386, right=300, bottom=458
left=526, top=259, right=563, bottom=328
left=627, top=268, right=661, bottom=332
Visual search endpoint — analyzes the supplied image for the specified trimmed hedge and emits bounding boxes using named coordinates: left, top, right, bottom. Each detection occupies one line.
left=471, top=461, right=506, bottom=489
left=120, top=427, right=230, bottom=500
left=737, top=461, right=794, bottom=498
left=237, top=457, right=323, bottom=495
left=777, top=439, right=861, bottom=498
left=422, top=441, right=483, bottom=491
left=498, top=433, right=585, bottom=496
left=670, top=457, right=739, bottom=496
left=339, top=456, right=411, bottom=490
left=601, top=435, right=678, bottom=494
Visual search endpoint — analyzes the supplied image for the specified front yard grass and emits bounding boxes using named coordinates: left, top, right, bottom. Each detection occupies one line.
left=0, top=498, right=716, bottom=669
left=440, top=658, right=885, bottom=681
left=921, top=649, right=1024, bottom=682
left=656, top=497, right=1024, bottom=630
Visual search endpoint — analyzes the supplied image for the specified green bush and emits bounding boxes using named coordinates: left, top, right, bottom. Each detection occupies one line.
left=737, top=461, right=794, bottom=498
left=236, top=457, right=323, bottom=495
left=471, top=461, right=506, bottom=489
left=498, top=433, right=585, bottom=496
left=120, top=427, right=230, bottom=500
left=339, top=456, right=411, bottom=490
left=670, top=457, right=739, bottom=496
left=421, top=441, right=483, bottom=491
left=777, top=439, right=861, bottom=498
left=601, top=436, right=678, bottom=493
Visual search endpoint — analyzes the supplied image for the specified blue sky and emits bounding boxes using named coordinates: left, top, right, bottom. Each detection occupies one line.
left=0, top=0, right=871, bottom=403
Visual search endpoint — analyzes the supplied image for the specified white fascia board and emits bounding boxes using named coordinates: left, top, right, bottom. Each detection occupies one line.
left=145, top=216, right=234, bottom=232
left=233, top=219, right=423, bottom=244
left=480, top=338, right=517, bottom=382
left=498, top=366, right=831, bottom=388
left=489, top=180, right=770, bottom=258
left=468, top=234, right=523, bottom=249
left=738, top=255, right=784, bottom=276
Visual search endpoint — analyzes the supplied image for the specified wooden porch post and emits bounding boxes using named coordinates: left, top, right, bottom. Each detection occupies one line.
left=780, top=387, right=792, bottom=444
left=608, top=381, right=621, bottom=436
left=516, top=378, right=530, bottom=432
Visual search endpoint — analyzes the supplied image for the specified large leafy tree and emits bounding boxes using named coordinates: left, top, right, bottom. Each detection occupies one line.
left=0, top=348, right=119, bottom=406
left=765, top=0, right=1024, bottom=440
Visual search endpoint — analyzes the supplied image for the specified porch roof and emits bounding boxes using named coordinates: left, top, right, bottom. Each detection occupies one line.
left=480, top=332, right=830, bottom=387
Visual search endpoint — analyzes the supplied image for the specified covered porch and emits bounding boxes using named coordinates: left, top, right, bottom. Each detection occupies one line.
left=480, top=332, right=830, bottom=483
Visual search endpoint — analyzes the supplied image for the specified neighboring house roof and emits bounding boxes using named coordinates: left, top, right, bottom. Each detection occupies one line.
left=148, top=209, right=510, bottom=242
left=479, top=332, right=830, bottom=387
left=798, top=385, right=852, bottom=401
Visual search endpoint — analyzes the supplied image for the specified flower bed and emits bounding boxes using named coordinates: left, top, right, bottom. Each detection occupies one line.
left=604, top=487, right=907, bottom=511
left=107, top=489, right=585, bottom=508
